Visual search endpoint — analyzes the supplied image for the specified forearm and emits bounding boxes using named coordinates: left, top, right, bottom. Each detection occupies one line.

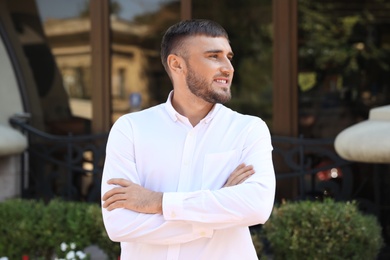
left=102, top=171, right=210, bottom=244
left=162, top=175, right=275, bottom=229
left=102, top=115, right=275, bottom=243
left=102, top=207, right=214, bottom=244
left=102, top=178, right=163, bottom=214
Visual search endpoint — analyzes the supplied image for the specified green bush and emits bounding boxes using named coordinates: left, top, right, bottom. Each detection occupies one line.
left=250, top=228, right=264, bottom=257
left=262, top=199, right=384, bottom=260
left=0, top=199, right=119, bottom=259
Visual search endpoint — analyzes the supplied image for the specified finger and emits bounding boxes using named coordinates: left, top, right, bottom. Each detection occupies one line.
left=102, top=186, right=126, bottom=201
left=229, top=169, right=254, bottom=185
left=103, top=192, right=127, bottom=208
left=106, top=200, right=126, bottom=211
left=237, top=172, right=255, bottom=184
left=107, top=178, right=132, bottom=186
left=232, top=163, right=246, bottom=174
left=225, top=166, right=255, bottom=187
left=229, top=165, right=254, bottom=181
left=227, top=164, right=248, bottom=180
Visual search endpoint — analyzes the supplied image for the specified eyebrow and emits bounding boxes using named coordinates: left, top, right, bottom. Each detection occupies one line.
left=204, top=49, right=234, bottom=58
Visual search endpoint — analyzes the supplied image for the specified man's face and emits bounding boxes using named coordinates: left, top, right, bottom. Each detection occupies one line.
left=182, top=36, right=234, bottom=104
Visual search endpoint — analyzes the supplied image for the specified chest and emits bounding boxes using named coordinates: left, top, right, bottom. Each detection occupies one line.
left=132, top=121, right=244, bottom=192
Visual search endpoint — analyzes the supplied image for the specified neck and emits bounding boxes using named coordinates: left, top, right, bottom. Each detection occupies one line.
left=171, top=90, right=214, bottom=127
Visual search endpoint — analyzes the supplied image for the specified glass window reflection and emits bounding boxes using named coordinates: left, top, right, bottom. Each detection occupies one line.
left=36, top=0, right=93, bottom=124
left=2, top=0, right=91, bottom=133
left=110, top=0, right=180, bottom=121
left=298, top=0, right=390, bottom=138
left=192, top=0, right=274, bottom=126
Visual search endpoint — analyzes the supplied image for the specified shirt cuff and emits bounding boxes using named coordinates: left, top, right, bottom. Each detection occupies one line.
left=162, top=192, right=214, bottom=238
left=162, top=192, right=185, bottom=220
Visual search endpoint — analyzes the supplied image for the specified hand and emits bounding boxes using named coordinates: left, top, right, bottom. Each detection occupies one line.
left=102, top=178, right=163, bottom=214
left=223, top=163, right=255, bottom=187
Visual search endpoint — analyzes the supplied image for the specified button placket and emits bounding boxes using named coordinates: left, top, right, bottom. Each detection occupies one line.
left=177, top=129, right=197, bottom=191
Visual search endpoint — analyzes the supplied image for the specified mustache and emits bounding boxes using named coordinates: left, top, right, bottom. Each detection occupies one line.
left=215, top=72, right=231, bottom=78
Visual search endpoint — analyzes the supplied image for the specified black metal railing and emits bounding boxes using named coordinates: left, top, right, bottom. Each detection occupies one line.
left=272, top=135, right=354, bottom=201
left=10, top=115, right=356, bottom=204
left=10, top=116, right=108, bottom=202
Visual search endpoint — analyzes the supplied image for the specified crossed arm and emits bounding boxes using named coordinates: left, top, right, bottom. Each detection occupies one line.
left=102, top=163, right=255, bottom=214
left=101, top=117, right=275, bottom=244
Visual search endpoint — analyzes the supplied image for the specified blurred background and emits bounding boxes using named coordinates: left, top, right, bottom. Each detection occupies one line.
left=0, top=0, right=389, bottom=256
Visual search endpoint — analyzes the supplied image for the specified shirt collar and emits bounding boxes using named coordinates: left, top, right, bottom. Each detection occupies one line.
left=164, top=91, right=222, bottom=124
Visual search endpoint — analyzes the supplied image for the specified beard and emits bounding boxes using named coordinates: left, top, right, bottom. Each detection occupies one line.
left=186, top=65, right=231, bottom=104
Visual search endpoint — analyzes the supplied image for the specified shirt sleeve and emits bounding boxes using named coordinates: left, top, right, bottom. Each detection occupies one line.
left=102, top=116, right=276, bottom=245
left=162, top=119, right=276, bottom=229
left=101, top=116, right=213, bottom=245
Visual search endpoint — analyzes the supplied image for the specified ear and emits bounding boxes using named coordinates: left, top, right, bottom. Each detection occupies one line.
left=167, top=54, right=185, bottom=75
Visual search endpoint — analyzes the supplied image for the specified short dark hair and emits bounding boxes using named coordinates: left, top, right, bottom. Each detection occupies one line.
left=160, top=19, right=229, bottom=73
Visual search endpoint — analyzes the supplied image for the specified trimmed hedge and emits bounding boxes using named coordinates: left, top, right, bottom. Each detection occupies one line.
left=0, top=199, right=119, bottom=259
left=262, top=199, right=384, bottom=260
left=3, top=198, right=382, bottom=259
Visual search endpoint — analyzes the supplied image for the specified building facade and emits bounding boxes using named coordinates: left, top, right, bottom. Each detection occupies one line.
left=1, top=0, right=390, bottom=226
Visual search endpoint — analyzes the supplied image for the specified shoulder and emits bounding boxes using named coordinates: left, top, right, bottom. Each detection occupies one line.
left=110, top=104, right=165, bottom=133
left=217, top=105, right=268, bottom=128
left=216, top=105, right=272, bottom=141
left=114, top=104, right=164, bottom=124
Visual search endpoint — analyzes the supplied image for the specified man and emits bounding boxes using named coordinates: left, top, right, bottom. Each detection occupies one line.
left=101, top=19, right=275, bottom=259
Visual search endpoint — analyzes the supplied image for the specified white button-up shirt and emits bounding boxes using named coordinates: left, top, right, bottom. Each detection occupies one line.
left=102, top=92, right=276, bottom=260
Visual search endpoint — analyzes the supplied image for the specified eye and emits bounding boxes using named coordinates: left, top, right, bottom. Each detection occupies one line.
left=209, top=54, right=218, bottom=59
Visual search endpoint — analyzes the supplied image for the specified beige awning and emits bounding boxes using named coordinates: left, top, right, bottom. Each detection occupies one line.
left=335, top=105, right=390, bottom=163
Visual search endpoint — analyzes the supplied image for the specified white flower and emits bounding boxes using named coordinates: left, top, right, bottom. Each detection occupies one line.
left=70, top=242, right=76, bottom=250
left=66, top=251, right=75, bottom=259
left=61, top=242, right=68, bottom=252
left=0, top=257, right=9, bottom=260
left=76, top=251, right=87, bottom=259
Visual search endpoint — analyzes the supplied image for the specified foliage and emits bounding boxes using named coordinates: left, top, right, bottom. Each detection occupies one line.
left=0, top=199, right=119, bottom=259
left=250, top=227, right=265, bottom=258
left=262, top=199, right=384, bottom=260
left=297, top=0, right=390, bottom=137
left=299, top=0, right=390, bottom=73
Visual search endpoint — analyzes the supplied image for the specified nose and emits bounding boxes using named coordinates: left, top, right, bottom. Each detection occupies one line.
left=221, top=58, right=234, bottom=75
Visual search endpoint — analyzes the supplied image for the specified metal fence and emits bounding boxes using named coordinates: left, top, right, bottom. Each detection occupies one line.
left=272, top=135, right=354, bottom=201
left=10, top=116, right=358, bottom=204
left=10, top=116, right=108, bottom=202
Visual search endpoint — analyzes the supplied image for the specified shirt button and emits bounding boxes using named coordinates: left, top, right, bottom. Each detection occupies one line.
left=171, top=212, right=176, bottom=218
left=200, top=231, right=206, bottom=236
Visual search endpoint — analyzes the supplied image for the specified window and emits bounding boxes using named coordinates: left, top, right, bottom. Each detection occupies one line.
left=192, top=0, right=274, bottom=126
left=298, top=0, right=390, bottom=138
left=110, top=0, right=180, bottom=121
